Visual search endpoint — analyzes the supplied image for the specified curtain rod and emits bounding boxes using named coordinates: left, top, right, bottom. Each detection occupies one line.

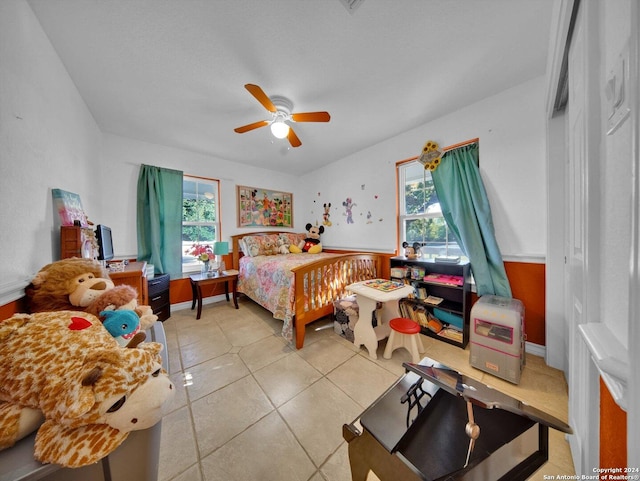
left=442, top=137, right=479, bottom=152
left=396, top=137, right=479, bottom=166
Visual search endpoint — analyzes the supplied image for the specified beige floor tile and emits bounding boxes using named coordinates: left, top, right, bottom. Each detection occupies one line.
left=200, top=410, right=316, bottom=481
left=253, top=352, right=323, bottom=407
left=173, top=309, right=218, bottom=328
left=278, top=378, right=364, bottom=467
left=216, top=315, right=273, bottom=347
left=542, top=428, right=575, bottom=474
left=297, top=336, right=358, bottom=375
left=479, top=368, right=569, bottom=423
left=327, top=354, right=399, bottom=408
left=309, top=473, right=328, bottom=481
left=184, top=352, right=249, bottom=402
left=168, top=464, right=202, bottom=481
left=364, top=337, right=416, bottom=377
left=167, top=344, right=183, bottom=375
left=191, top=375, right=274, bottom=457
left=238, top=334, right=293, bottom=372
left=162, top=320, right=183, bottom=374
left=179, top=325, right=232, bottom=369
left=299, top=318, right=340, bottom=346
left=162, top=318, right=180, bottom=348
left=176, top=320, right=222, bottom=348
left=320, top=442, right=355, bottom=481
left=162, top=370, right=189, bottom=415
left=530, top=459, right=573, bottom=480
left=158, top=406, right=199, bottom=481
left=333, top=333, right=363, bottom=352
left=159, top=300, right=574, bottom=481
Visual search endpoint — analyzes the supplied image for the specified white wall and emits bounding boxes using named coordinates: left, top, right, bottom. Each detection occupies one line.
left=99, top=134, right=300, bottom=258
left=599, top=0, right=632, bottom=349
left=299, top=77, right=548, bottom=260
left=0, top=0, right=549, bottom=305
left=0, top=0, right=300, bottom=297
left=0, top=0, right=103, bottom=294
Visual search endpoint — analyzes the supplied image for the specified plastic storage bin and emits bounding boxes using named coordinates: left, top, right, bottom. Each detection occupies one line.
left=333, top=296, right=379, bottom=343
left=469, top=295, right=525, bottom=384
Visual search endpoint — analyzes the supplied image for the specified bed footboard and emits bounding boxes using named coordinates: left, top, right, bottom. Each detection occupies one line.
left=291, top=253, right=382, bottom=349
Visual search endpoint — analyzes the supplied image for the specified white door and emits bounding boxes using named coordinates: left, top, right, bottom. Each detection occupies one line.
left=565, top=2, right=600, bottom=472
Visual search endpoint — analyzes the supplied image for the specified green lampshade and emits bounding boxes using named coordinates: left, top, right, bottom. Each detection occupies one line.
left=213, top=241, right=229, bottom=255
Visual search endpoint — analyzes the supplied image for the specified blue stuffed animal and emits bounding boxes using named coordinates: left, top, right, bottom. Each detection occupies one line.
left=100, top=310, right=143, bottom=347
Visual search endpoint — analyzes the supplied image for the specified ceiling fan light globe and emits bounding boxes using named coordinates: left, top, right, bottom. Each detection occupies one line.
left=270, top=121, right=290, bottom=139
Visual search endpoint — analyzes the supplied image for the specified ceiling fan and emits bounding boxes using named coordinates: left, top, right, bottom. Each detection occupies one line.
left=234, top=84, right=330, bottom=148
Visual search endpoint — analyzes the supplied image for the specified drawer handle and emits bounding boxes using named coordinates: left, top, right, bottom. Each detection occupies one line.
left=151, top=295, right=163, bottom=302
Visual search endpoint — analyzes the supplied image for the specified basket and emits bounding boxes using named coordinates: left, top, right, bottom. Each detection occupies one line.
left=410, top=267, right=426, bottom=280
left=390, top=266, right=409, bottom=278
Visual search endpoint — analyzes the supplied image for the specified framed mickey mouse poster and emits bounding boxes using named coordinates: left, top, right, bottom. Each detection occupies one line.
left=237, top=185, right=293, bottom=228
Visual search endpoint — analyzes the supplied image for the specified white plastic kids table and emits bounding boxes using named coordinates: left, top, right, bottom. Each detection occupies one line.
left=347, top=279, right=415, bottom=359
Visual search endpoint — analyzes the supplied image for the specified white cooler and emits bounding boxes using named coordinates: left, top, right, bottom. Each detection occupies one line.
left=470, top=295, right=525, bottom=384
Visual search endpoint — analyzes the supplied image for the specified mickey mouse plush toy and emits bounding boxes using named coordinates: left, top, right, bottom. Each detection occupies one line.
left=402, top=241, right=422, bottom=259
left=290, top=223, right=324, bottom=254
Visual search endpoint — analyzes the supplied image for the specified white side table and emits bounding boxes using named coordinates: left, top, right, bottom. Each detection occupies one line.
left=347, top=279, right=415, bottom=359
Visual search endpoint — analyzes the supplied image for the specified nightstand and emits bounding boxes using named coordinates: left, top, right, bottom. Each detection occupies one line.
left=189, top=270, right=239, bottom=319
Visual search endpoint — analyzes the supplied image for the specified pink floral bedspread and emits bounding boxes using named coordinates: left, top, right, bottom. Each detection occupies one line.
left=237, top=253, right=340, bottom=341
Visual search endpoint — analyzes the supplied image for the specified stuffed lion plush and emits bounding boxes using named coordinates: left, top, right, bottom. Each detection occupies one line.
left=0, top=311, right=174, bottom=467
left=26, top=258, right=158, bottom=334
left=26, top=258, right=114, bottom=313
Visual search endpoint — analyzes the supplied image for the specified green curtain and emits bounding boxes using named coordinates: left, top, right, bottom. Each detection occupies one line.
left=432, top=143, right=512, bottom=298
left=136, top=164, right=184, bottom=278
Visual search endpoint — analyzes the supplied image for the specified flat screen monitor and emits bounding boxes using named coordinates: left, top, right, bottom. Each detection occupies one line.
left=95, top=224, right=114, bottom=261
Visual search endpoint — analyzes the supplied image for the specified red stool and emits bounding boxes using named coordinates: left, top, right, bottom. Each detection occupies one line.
left=383, top=317, right=425, bottom=363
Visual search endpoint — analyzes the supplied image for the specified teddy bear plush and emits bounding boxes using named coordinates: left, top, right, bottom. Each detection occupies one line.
left=26, top=258, right=157, bottom=334
left=276, top=235, right=290, bottom=255
left=289, top=223, right=324, bottom=254
left=261, top=237, right=278, bottom=256
left=0, top=310, right=173, bottom=467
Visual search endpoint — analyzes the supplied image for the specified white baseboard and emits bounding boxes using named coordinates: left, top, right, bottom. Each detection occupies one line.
left=525, top=341, right=546, bottom=358
left=0, top=279, right=29, bottom=306
left=171, top=294, right=229, bottom=313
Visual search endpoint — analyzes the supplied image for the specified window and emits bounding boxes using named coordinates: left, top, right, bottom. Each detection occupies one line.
left=397, top=161, right=466, bottom=261
left=182, top=176, right=220, bottom=272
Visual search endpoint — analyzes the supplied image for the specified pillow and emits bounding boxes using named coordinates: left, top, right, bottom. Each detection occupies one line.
left=242, top=234, right=280, bottom=257
left=238, top=237, right=248, bottom=256
left=278, top=232, right=306, bottom=248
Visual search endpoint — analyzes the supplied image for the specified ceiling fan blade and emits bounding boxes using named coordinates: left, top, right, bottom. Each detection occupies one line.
left=234, top=120, right=269, bottom=133
left=291, top=111, right=331, bottom=123
left=287, top=127, right=302, bottom=148
left=245, top=84, right=277, bottom=113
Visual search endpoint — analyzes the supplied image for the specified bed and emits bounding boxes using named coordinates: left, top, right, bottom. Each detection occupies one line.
left=230, top=231, right=382, bottom=349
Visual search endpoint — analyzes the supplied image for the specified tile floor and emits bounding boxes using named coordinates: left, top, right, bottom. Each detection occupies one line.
left=158, top=297, right=575, bottom=481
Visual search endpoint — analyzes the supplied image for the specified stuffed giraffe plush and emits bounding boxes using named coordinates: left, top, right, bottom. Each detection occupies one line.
left=0, top=310, right=173, bottom=467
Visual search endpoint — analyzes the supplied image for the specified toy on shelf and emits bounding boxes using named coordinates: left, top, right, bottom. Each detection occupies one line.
left=402, top=241, right=422, bottom=259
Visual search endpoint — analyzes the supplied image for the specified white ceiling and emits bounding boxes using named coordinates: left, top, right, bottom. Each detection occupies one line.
left=27, top=0, right=555, bottom=175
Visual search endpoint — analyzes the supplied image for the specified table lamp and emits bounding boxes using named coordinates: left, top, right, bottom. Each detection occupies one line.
left=213, top=241, right=229, bottom=274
